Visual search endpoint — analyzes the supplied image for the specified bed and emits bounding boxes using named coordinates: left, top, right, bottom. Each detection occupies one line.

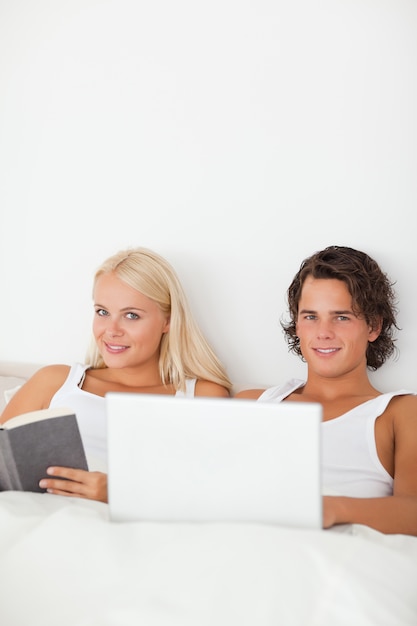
left=1, top=362, right=417, bottom=626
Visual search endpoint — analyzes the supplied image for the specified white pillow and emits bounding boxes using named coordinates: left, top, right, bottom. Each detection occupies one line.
left=0, top=376, right=26, bottom=413
left=4, top=384, right=22, bottom=405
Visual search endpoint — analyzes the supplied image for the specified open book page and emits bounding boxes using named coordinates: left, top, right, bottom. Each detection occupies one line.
left=1, top=407, right=74, bottom=429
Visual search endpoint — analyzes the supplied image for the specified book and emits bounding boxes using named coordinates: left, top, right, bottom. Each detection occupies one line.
left=0, top=407, right=89, bottom=492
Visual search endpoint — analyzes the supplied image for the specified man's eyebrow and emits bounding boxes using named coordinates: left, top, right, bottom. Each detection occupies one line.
left=298, top=308, right=354, bottom=315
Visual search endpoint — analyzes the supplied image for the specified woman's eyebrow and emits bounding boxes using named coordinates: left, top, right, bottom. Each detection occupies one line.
left=94, top=303, right=147, bottom=313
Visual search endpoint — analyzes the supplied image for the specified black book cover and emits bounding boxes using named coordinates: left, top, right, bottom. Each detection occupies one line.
left=0, top=410, right=88, bottom=492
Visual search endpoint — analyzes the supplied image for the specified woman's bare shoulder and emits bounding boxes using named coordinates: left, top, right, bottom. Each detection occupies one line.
left=29, top=364, right=72, bottom=385
left=0, top=364, right=72, bottom=422
left=194, top=380, right=230, bottom=398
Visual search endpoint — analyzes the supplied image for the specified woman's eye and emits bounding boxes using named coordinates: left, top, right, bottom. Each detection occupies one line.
left=126, top=312, right=139, bottom=320
left=95, top=308, right=108, bottom=317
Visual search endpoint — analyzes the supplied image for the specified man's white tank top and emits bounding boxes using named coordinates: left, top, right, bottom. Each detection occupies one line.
left=258, top=379, right=416, bottom=498
left=50, top=363, right=197, bottom=472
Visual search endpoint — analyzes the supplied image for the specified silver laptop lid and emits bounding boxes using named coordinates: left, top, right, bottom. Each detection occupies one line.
left=106, top=393, right=322, bottom=529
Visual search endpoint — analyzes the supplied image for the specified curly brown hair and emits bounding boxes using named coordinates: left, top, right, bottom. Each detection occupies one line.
left=281, top=246, right=399, bottom=370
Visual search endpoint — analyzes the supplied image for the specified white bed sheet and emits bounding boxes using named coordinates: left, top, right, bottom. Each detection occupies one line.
left=0, top=491, right=416, bottom=626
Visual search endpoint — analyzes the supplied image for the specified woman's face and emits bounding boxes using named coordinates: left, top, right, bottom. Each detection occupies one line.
left=92, top=272, right=170, bottom=369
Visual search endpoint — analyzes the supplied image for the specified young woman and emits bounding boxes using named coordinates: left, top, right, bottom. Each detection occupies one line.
left=1, top=247, right=232, bottom=502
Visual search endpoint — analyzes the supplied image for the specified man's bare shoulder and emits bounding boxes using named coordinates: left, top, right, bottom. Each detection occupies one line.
left=387, top=392, right=417, bottom=432
left=389, top=392, right=417, bottom=410
left=234, top=389, right=265, bottom=400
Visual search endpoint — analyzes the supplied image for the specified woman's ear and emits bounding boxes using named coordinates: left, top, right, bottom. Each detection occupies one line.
left=162, top=316, right=170, bottom=334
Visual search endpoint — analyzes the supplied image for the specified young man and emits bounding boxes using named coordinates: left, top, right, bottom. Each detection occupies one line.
left=236, top=246, right=417, bottom=535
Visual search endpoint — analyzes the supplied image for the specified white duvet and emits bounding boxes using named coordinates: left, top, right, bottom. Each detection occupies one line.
left=0, top=491, right=416, bottom=626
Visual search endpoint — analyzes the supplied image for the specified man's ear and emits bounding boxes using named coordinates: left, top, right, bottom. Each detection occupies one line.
left=368, top=318, right=382, bottom=343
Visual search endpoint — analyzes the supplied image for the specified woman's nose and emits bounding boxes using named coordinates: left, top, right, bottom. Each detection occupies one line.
left=106, top=320, right=123, bottom=337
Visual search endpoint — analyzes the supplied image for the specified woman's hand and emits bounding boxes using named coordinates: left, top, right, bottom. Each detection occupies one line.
left=39, top=467, right=108, bottom=503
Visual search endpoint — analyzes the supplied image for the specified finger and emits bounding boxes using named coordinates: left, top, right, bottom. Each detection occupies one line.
left=46, top=466, right=86, bottom=482
left=39, top=477, right=84, bottom=495
left=46, top=487, right=84, bottom=498
left=39, top=471, right=108, bottom=503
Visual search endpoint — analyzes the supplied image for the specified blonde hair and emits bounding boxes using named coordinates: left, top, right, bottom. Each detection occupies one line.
left=85, top=247, right=232, bottom=392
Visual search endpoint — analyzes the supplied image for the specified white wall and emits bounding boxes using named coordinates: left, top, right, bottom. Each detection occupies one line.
left=0, top=0, right=416, bottom=392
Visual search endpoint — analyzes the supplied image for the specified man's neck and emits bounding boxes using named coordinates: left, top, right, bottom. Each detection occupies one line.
left=301, top=369, right=380, bottom=403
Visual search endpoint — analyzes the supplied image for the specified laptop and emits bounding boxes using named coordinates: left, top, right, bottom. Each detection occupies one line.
left=106, top=393, right=322, bottom=529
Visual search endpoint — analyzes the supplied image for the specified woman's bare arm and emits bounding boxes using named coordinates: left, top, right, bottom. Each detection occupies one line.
left=1, top=364, right=70, bottom=422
